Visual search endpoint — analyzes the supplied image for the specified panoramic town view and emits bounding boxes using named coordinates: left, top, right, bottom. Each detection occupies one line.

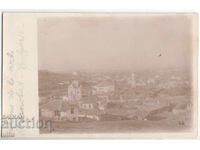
left=38, top=15, right=194, bottom=133
left=39, top=68, right=193, bottom=133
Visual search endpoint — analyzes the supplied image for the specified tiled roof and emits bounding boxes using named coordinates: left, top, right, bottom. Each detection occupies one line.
left=40, top=100, right=62, bottom=111
left=40, top=100, right=78, bottom=112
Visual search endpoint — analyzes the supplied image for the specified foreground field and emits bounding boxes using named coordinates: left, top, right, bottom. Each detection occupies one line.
left=40, top=116, right=192, bottom=134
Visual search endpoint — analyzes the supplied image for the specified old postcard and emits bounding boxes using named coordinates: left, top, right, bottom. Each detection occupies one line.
left=1, top=12, right=198, bottom=139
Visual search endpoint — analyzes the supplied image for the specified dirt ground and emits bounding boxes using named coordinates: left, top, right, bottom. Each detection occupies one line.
left=40, top=117, right=192, bottom=134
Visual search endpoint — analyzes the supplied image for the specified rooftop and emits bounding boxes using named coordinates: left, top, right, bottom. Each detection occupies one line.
left=40, top=100, right=78, bottom=112
left=95, top=80, right=114, bottom=87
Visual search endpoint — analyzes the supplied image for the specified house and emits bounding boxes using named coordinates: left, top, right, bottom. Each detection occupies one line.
left=40, top=100, right=79, bottom=121
left=40, top=100, right=62, bottom=120
left=60, top=102, right=79, bottom=121
left=80, top=96, right=100, bottom=118
left=40, top=95, right=103, bottom=122
left=78, top=96, right=105, bottom=120
left=96, top=101, right=107, bottom=111
left=92, top=80, right=115, bottom=95
left=79, top=96, right=98, bottom=110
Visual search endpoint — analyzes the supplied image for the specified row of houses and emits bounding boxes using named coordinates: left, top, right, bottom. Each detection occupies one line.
left=40, top=96, right=106, bottom=121
left=66, top=79, right=115, bottom=100
left=39, top=74, right=147, bottom=122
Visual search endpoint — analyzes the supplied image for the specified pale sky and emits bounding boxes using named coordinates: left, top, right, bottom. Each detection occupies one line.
left=38, top=14, right=194, bottom=72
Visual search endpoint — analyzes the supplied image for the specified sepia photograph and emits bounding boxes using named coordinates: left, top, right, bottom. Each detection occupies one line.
left=1, top=0, right=200, bottom=148
left=37, top=13, right=197, bottom=134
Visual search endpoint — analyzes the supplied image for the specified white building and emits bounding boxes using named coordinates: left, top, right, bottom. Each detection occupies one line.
left=67, top=80, right=82, bottom=101
left=92, top=81, right=115, bottom=95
